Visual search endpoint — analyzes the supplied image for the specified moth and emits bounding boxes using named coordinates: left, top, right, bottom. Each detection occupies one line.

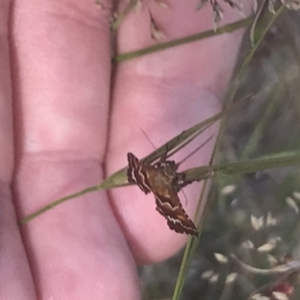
left=127, top=152, right=198, bottom=237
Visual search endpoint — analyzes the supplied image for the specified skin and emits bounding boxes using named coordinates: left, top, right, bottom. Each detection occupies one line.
left=0, top=0, right=250, bottom=299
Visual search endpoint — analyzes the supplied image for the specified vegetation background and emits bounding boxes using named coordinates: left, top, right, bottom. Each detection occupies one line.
left=137, top=2, right=300, bottom=300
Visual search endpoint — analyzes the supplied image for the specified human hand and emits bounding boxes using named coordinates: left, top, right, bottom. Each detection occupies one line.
left=0, top=1, right=248, bottom=299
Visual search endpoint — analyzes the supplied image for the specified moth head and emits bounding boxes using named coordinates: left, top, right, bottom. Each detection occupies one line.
left=160, top=160, right=178, bottom=179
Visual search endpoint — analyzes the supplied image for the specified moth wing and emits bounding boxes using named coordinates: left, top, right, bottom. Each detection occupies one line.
left=155, top=190, right=198, bottom=237
left=127, top=152, right=152, bottom=194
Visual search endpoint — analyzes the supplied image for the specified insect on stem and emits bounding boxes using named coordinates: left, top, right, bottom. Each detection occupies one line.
left=127, top=132, right=213, bottom=236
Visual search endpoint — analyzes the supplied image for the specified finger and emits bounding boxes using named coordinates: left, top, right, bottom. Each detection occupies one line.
left=12, top=0, right=139, bottom=299
left=0, top=2, right=37, bottom=298
left=107, top=2, right=250, bottom=263
left=0, top=185, right=36, bottom=300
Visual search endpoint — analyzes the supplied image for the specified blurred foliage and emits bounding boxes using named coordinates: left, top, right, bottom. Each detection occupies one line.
left=138, top=2, right=300, bottom=300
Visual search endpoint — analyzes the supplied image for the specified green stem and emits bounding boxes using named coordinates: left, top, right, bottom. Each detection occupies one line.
left=19, top=185, right=103, bottom=225
left=114, top=17, right=253, bottom=63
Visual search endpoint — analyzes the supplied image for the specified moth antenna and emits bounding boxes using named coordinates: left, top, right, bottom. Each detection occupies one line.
left=177, top=135, right=213, bottom=167
left=139, top=127, right=157, bottom=150
left=139, top=129, right=212, bottom=165
left=139, top=127, right=169, bottom=162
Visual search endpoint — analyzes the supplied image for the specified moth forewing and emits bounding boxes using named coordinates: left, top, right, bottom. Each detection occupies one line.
left=127, top=152, right=152, bottom=194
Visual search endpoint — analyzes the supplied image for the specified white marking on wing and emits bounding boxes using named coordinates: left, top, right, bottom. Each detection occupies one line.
left=155, top=196, right=179, bottom=211
left=166, top=216, right=195, bottom=231
left=136, top=164, right=151, bottom=192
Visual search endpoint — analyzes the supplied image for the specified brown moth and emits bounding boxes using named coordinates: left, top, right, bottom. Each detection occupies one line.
left=127, top=152, right=198, bottom=237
